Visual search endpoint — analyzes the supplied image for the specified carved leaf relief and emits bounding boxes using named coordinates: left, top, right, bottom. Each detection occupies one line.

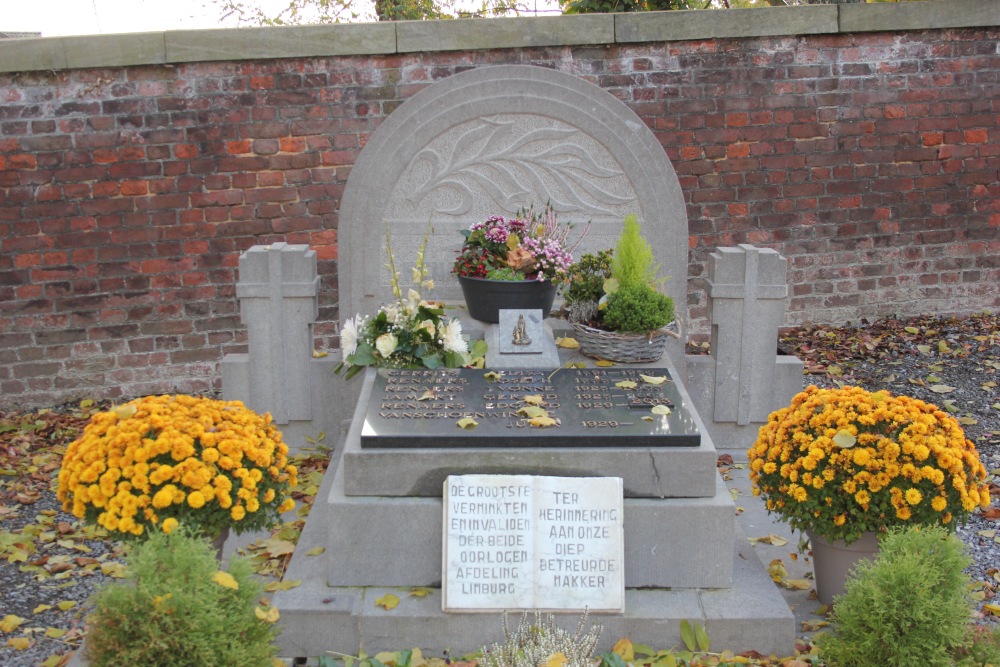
left=406, top=116, right=636, bottom=216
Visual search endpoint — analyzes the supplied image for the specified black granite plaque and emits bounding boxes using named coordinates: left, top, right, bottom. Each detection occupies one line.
left=360, top=368, right=701, bottom=448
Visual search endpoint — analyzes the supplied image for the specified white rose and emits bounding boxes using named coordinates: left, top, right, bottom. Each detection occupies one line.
left=418, top=319, right=436, bottom=337
left=375, top=333, right=398, bottom=358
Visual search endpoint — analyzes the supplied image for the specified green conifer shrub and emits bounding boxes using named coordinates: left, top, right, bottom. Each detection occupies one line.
left=602, top=284, right=675, bottom=333
left=818, top=525, right=974, bottom=667
left=85, top=528, right=279, bottom=667
left=610, top=214, right=660, bottom=291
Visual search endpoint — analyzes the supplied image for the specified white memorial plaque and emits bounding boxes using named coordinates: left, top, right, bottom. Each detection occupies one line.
left=442, top=474, right=624, bottom=612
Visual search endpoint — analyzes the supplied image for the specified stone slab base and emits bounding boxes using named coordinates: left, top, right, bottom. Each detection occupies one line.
left=324, top=455, right=735, bottom=589
left=273, top=525, right=795, bottom=660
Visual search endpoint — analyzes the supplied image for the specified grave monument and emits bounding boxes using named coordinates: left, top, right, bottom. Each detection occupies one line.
left=221, top=66, right=802, bottom=659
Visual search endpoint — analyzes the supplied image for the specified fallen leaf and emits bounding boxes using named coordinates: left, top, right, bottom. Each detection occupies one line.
left=783, top=579, right=812, bottom=590
left=32, top=605, right=52, bottom=615
left=529, top=416, right=559, bottom=428
left=523, top=395, right=544, bottom=405
left=112, top=403, right=137, bottom=420
left=768, top=559, right=788, bottom=583
left=958, top=416, right=978, bottom=425
left=408, top=587, right=433, bottom=598
left=44, top=627, right=67, bottom=639
left=545, top=652, right=568, bottom=667
left=651, top=405, right=672, bottom=416
left=615, top=380, right=637, bottom=389
left=255, top=606, right=280, bottom=623
left=832, top=430, right=857, bottom=448
left=56, top=600, right=76, bottom=611
left=264, top=580, right=301, bottom=592
left=611, top=638, right=634, bottom=661
left=417, top=390, right=436, bottom=401
left=749, top=534, right=789, bottom=547
left=304, top=546, right=325, bottom=556
left=595, top=360, right=615, bottom=367
left=905, top=326, right=920, bottom=334
left=312, top=350, right=329, bottom=358
left=212, top=571, right=239, bottom=590
left=456, top=417, right=478, bottom=429
left=641, top=416, right=654, bottom=422
left=929, top=384, right=956, bottom=394
left=555, top=337, right=580, bottom=349
left=483, top=371, right=502, bottom=381
left=375, top=593, right=400, bottom=610
left=0, top=615, right=26, bottom=633
left=517, top=405, right=547, bottom=420
left=6, top=637, right=31, bottom=650
left=640, top=374, right=667, bottom=385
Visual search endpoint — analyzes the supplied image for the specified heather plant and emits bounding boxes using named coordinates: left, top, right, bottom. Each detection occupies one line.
left=480, top=611, right=602, bottom=667
left=85, top=528, right=280, bottom=667
left=817, top=525, right=977, bottom=667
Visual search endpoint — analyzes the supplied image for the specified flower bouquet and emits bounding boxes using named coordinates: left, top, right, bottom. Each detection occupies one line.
left=452, top=205, right=585, bottom=283
left=452, top=205, right=588, bottom=322
left=748, top=385, right=990, bottom=545
left=56, top=395, right=298, bottom=540
left=337, top=224, right=486, bottom=380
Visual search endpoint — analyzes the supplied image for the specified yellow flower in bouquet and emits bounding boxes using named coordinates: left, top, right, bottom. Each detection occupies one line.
left=748, top=385, right=989, bottom=544
left=57, top=395, right=297, bottom=539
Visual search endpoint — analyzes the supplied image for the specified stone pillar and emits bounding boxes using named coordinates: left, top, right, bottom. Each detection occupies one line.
left=234, top=243, right=319, bottom=424
left=708, top=245, right=789, bottom=426
left=222, top=243, right=342, bottom=452
left=686, top=245, right=804, bottom=449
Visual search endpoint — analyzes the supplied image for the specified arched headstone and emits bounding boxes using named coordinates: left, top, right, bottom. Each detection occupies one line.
left=338, top=64, right=689, bottom=366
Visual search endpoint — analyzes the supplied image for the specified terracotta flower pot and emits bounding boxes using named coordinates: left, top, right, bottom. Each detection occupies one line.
left=808, top=529, right=879, bottom=605
left=456, top=275, right=557, bottom=323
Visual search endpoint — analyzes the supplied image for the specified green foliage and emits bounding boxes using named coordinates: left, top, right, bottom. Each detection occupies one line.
left=603, top=284, right=674, bottom=333
left=954, top=625, right=1000, bottom=667
left=485, top=266, right=527, bottom=281
left=611, top=214, right=661, bottom=292
left=85, top=528, right=279, bottom=667
left=818, top=526, right=975, bottom=667
left=562, top=0, right=698, bottom=14
left=563, top=249, right=614, bottom=306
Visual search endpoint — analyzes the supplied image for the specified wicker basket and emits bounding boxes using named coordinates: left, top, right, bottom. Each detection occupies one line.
left=571, top=320, right=679, bottom=363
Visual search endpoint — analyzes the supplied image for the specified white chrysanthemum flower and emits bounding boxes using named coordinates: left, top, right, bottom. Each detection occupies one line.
left=375, top=332, right=398, bottom=358
left=440, top=318, right=468, bottom=354
left=341, top=316, right=360, bottom=359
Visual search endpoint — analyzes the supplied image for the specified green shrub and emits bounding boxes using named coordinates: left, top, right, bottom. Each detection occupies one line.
left=85, top=528, right=279, bottom=667
left=610, top=214, right=660, bottom=292
left=818, top=525, right=974, bottom=667
left=602, top=284, right=674, bottom=333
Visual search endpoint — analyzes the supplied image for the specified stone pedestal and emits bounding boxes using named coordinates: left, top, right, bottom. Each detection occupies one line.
left=272, top=345, right=794, bottom=659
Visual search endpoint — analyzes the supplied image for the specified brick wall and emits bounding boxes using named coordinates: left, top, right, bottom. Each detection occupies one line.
left=1, top=26, right=999, bottom=408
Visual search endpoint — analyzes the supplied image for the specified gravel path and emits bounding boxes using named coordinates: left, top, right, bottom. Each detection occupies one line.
left=1, top=313, right=997, bottom=667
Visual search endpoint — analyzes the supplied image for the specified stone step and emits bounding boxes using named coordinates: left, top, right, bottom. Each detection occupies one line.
left=273, top=526, right=795, bottom=660
left=323, top=455, right=735, bottom=589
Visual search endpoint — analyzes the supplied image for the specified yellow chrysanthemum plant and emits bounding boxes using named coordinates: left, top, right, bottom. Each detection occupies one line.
left=57, top=395, right=298, bottom=540
left=748, top=385, right=990, bottom=545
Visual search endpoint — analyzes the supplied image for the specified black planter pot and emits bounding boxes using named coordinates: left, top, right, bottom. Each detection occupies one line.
left=456, top=275, right=557, bottom=323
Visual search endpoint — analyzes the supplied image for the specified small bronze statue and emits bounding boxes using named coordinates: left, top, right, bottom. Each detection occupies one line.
left=511, top=314, right=531, bottom=346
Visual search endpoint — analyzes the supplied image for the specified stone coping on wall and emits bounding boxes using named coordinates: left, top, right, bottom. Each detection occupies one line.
left=0, top=0, right=998, bottom=74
